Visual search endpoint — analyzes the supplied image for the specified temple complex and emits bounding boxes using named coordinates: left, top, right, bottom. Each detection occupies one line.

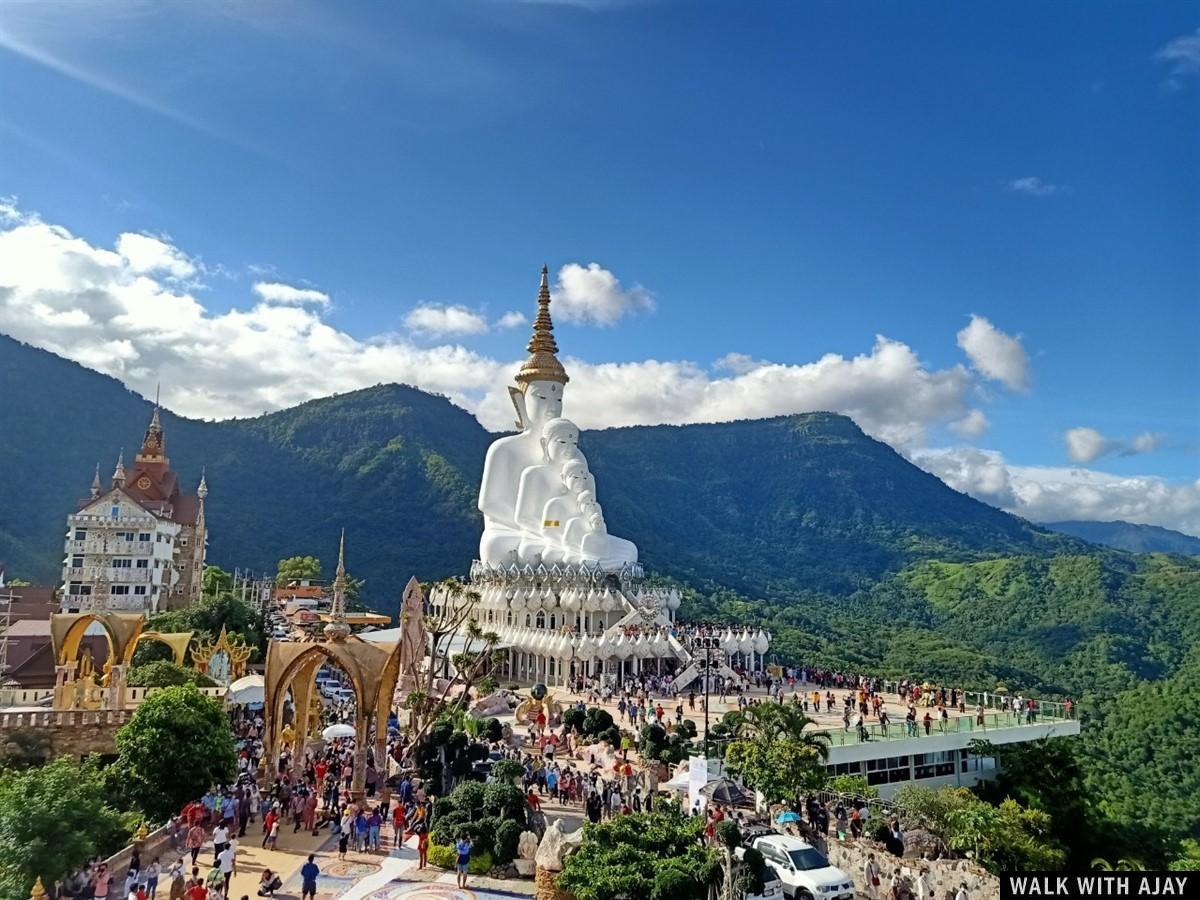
left=430, top=267, right=770, bottom=690
left=61, top=401, right=208, bottom=614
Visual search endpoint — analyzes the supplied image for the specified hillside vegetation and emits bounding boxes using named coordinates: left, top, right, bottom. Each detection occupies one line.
left=1, top=333, right=1198, bottom=857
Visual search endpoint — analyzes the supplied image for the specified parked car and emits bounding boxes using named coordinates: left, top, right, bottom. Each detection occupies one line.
left=743, top=834, right=853, bottom=900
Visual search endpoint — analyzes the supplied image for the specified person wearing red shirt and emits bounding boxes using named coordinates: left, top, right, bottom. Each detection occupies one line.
left=185, top=880, right=207, bottom=900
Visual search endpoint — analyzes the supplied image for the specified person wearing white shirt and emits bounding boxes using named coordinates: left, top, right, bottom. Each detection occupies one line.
left=915, top=869, right=932, bottom=900
left=218, top=844, right=236, bottom=897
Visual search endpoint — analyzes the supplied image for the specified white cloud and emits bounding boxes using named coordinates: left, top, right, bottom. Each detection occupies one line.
left=914, top=447, right=1200, bottom=536
left=1008, top=176, right=1060, bottom=197
left=1155, top=28, right=1200, bottom=77
left=116, top=232, right=198, bottom=280
left=949, top=409, right=990, bottom=439
left=495, top=310, right=526, bottom=329
left=477, top=336, right=974, bottom=449
left=1132, top=432, right=1161, bottom=453
left=0, top=204, right=983, bottom=450
left=552, top=262, right=655, bottom=326
left=403, top=303, right=490, bottom=337
left=956, top=314, right=1031, bottom=391
left=1065, top=426, right=1163, bottom=463
left=251, top=281, right=331, bottom=307
left=713, top=352, right=767, bottom=375
left=1065, top=427, right=1112, bottom=463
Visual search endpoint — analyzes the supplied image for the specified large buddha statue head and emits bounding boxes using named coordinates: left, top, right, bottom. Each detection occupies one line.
left=513, top=266, right=569, bottom=431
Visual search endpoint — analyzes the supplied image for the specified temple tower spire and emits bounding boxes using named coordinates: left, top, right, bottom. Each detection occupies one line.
left=111, top=451, right=126, bottom=488
left=323, top=529, right=351, bottom=641
left=90, top=463, right=102, bottom=499
left=515, top=264, right=569, bottom=388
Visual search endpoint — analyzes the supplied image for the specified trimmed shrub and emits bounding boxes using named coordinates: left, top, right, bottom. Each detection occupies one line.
left=493, top=818, right=522, bottom=864
left=492, top=758, right=524, bottom=784
left=450, top=780, right=487, bottom=816
left=427, top=843, right=494, bottom=875
left=484, top=782, right=527, bottom=820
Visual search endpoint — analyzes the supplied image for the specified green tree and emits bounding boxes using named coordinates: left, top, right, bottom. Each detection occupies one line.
left=723, top=705, right=829, bottom=806
left=0, top=756, right=134, bottom=898
left=277, top=556, right=321, bottom=583
left=111, top=684, right=235, bottom=821
left=201, top=565, right=234, bottom=598
left=126, top=661, right=216, bottom=688
left=558, top=808, right=720, bottom=900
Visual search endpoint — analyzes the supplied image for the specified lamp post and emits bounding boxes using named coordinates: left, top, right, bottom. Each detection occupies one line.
left=694, top=635, right=722, bottom=759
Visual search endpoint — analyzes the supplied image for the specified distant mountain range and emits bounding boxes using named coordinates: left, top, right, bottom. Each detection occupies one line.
left=1045, top=520, right=1200, bottom=555
left=2, top=330, right=1199, bottom=858
left=0, top=331, right=1077, bottom=604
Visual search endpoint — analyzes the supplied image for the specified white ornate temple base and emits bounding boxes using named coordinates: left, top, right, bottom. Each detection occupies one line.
left=432, top=561, right=688, bottom=687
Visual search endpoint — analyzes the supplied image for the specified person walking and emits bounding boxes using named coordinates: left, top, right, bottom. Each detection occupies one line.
left=217, top=844, right=235, bottom=899
left=417, top=828, right=429, bottom=870
left=144, top=860, right=161, bottom=900
left=863, top=854, right=881, bottom=900
left=186, top=825, right=205, bottom=867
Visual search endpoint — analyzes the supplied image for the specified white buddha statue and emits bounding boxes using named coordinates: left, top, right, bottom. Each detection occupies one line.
left=477, top=266, right=638, bottom=571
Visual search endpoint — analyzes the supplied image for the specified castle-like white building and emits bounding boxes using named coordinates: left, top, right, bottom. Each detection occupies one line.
left=429, top=267, right=770, bottom=689
left=61, top=405, right=208, bottom=614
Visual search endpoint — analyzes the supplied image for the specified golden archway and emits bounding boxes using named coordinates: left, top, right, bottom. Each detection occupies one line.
left=124, top=630, right=194, bottom=666
left=264, top=635, right=405, bottom=795
left=51, top=612, right=145, bottom=667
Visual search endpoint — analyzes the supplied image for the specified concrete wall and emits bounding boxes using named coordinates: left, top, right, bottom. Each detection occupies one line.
left=822, top=835, right=999, bottom=900
left=0, top=709, right=129, bottom=756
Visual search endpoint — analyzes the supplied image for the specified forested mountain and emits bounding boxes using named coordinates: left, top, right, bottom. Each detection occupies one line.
left=2, top=333, right=1198, bottom=858
left=1046, top=519, right=1200, bottom=555
left=0, top=332, right=1076, bottom=604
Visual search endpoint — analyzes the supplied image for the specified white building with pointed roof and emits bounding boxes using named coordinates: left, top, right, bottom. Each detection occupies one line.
left=61, top=403, right=208, bottom=614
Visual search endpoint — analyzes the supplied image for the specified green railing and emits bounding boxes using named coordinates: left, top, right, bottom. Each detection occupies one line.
left=815, top=706, right=1073, bottom=748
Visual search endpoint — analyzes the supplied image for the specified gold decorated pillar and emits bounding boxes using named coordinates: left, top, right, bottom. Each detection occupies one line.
left=289, top=655, right=323, bottom=775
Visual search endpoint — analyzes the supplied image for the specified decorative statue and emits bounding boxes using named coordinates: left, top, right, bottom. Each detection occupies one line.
left=478, top=267, right=637, bottom=572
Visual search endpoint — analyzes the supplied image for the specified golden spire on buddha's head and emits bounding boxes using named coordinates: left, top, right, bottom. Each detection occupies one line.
left=515, top=265, right=569, bottom=390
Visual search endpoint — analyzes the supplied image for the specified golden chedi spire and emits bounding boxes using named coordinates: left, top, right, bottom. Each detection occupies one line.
left=515, top=264, right=569, bottom=389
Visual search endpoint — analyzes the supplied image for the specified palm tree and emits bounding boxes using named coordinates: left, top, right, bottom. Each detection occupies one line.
left=726, top=703, right=830, bottom=761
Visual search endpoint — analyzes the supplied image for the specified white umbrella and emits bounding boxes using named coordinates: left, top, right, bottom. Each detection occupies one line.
left=226, top=674, right=264, bottom=705
left=322, top=723, right=356, bottom=741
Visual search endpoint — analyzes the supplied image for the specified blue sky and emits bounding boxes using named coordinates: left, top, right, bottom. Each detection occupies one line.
left=0, top=1, right=1197, bottom=531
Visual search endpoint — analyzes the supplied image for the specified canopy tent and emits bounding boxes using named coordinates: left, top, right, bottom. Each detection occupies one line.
left=322, top=723, right=356, bottom=741
left=227, top=674, right=264, bottom=706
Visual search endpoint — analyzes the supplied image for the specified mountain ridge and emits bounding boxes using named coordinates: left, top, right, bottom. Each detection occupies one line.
left=0, top=332, right=1077, bottom=604
left=1045, top=519, right=1200, bottom=555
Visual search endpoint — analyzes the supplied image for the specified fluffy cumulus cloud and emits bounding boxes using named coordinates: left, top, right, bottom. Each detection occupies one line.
left=913, top=447, right=1200, bottom=536
left=495, top=310, right=527, bottom=329
left=116, top=232, right=198, bottom=280
left=2, top=202, right=1193, bottom=533
left=0, top=203, right=978, bottom=448
left=251, top=281, right=331, bottom=307
left=552, top=262, right=655, bottom=326
left=956, top=314, right=1030, bottom=391
left=480, top=336, right=973, bottom=448
left=949, top=408, right=990, bottom=439
left=1065, top=426, right=1162, bottom=463
left=403, top=303, right=490, bottom=337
